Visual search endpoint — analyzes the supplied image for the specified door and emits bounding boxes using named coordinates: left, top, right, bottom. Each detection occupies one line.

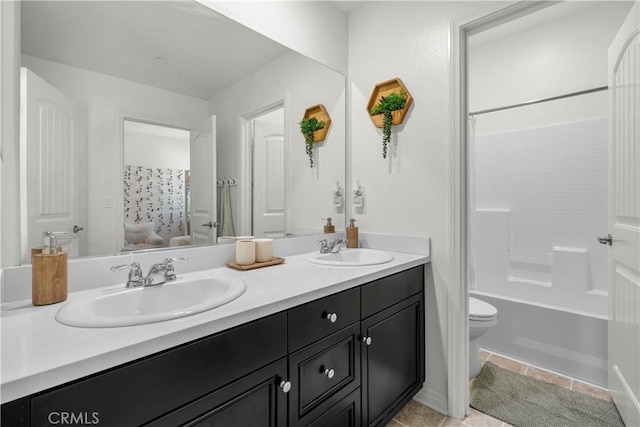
left=253, top=134, right=286, bottom=237
left=251, top=107, right=286, bottom=238
left=190, top=116, right=217, bottom=245
left=20, top=68, right=85, bottom=262
left=607, top=3, right=640, bottom=426
left=185, top=359, right=288, bottom=427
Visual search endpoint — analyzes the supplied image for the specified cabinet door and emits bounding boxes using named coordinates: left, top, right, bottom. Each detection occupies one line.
left=361, top=294, right=424, bottom=427
left=148, top=358, right=288, bottom=427
left=307, top=388, right=361, bottom=427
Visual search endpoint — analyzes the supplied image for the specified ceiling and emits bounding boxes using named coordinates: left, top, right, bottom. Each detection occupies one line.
left=469, top=1, right=632, bottom=48
left=21, top=1, right=290, bottom=100
left=331, top=1, right=369, bottom=14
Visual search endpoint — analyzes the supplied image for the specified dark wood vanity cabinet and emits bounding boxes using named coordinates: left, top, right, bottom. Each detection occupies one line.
left=1, top=265, right=425, bottom=427
left=361, top=295, right=424, bottom=426
left=360, top=266, right=425, bottom=427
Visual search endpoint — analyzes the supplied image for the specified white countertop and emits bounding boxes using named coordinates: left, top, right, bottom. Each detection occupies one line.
left=1, top=249, right=428, bottom=404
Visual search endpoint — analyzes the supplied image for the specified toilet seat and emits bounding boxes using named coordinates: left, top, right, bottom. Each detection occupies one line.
left=469, top=297, right=497, bottom=321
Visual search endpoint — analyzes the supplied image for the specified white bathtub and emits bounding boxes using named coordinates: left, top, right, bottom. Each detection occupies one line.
left=471, top=290, right=607, bottom=387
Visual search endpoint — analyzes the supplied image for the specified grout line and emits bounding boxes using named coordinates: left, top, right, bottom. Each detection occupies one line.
left=392, top=417, right=410, bottom=427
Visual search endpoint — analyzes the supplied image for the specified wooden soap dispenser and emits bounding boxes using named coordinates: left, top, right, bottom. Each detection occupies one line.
left=346, top=218, right=359, bottom=248
left=323, top=217, right=335, bottom=234
left=31, top=231, right=68, bottom=306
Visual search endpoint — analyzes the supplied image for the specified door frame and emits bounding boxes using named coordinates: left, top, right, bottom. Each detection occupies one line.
left=115, top=110, right=193, bottom=251
left=238, top=93, right=289, bottom=237
left=448, top=1, right=557, bottom=418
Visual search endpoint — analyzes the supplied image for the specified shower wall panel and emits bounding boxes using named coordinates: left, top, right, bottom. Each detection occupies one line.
left=472, top=118, right=608, bottom=315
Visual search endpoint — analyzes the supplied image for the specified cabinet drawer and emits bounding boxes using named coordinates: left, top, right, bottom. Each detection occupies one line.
left=288, top=287, right=360, bottom=352
left=361, top=265, right=424, bottom=318
left=31, top=312, right=287, bottom=427
left=289, top=323, right=361, bottom=426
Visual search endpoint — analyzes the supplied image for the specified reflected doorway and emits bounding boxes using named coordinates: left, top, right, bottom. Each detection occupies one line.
left=122, top=120, right=190, bottom=251
left=250, top=107, right=286, bottom=237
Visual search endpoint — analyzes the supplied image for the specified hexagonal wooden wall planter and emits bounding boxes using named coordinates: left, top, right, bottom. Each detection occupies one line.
left=366, top=78, right=413, bottom=128
left=301, top=104, right=331, bottom=142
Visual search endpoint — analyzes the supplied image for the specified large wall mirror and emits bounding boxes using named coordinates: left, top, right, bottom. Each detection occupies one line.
left=17, top=1, right=346, bottom=265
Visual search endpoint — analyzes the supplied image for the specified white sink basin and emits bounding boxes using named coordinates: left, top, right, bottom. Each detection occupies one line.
left=306, top=248, right=394, bottom=266
left=56, top=275, right=247, bottom=328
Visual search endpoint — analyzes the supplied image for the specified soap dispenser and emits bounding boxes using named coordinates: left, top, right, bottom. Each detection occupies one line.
left=346, top=218, right=358, bottom=248
left=323, top=217, right=335, bottom=234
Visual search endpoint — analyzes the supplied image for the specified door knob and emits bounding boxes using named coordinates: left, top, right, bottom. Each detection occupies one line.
left=324, top=368, right=335, bottom=379
left=202, top=221, right=218, bottom=228
left=362, top=336, right=372, bottom=346
left=73, top=225, right=84, bottom=234
left=597, top=234, right=613, bottom=246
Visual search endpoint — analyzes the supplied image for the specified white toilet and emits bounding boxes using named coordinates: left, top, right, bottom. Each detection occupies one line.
left=469, top=297, right=498, bottom=378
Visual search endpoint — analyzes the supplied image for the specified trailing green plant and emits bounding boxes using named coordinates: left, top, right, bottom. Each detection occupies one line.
left=300, top=117, right=325, bottom=167
left=370, top=91, right=408, bottom=159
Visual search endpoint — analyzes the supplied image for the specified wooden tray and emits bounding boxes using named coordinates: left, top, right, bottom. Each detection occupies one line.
left=227, top=257, right=286, bottom=271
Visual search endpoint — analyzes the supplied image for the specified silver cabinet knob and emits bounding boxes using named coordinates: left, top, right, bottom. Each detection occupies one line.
left=279, top=380, right=291, bottom=393
left=324, top=312, right=338, bottom=323
left=324, top=368, right=335, bottom=379
left=362, top=336, right=372, bottom=346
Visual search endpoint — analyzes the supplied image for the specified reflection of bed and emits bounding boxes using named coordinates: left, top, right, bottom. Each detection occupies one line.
left=170, top=235, right=191, bottom=247
left=123, top=222, right=164, bottom=250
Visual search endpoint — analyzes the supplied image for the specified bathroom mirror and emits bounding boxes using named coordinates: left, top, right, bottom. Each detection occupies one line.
left=17, top=1, right=346, bottom=265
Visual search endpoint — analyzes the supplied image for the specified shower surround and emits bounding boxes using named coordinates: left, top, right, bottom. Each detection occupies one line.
left=470, top=118, right=608, bottom=386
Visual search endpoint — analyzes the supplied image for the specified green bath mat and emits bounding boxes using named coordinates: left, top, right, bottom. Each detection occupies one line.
left=470, top=362, right=625, bottom=427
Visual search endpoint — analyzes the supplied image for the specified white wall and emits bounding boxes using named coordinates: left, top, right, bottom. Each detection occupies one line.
left=0, top=1, right=21, bottom=267
left=209, top=50, right=346, bottom=236
left=348, top=0, right=484, bottom=413
left=469, top=2, right=633, bottom=135
left=20, top=55, right=208, bottom=257
left=124, top=123, right=190, bottom=170
left=199, top=0, right=348, bottom=75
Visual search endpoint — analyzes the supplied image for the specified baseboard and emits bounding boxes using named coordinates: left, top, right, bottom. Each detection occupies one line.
left=413, top=386, right=448, bottom=416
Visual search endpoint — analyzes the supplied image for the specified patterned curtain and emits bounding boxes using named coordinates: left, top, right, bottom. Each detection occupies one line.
left=123, top=165, right=187, bottom=241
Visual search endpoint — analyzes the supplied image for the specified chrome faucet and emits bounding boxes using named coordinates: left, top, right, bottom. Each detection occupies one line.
left=111, top=257, right=188, bottom=288
left=317, top=237, right=348, bottom=254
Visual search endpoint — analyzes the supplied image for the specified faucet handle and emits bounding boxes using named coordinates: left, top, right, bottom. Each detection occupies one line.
left=163, top=257, right=188, bottom=281
left=111, top=262, right=143, bottom=287
left=111, top=261, right=142, bottom=273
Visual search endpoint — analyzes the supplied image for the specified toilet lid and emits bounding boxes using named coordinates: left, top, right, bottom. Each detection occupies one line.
left=469, top=297, right=497, bottom=320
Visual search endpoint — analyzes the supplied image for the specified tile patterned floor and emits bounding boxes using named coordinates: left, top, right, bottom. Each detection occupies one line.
left=387, top=349, right=613, bottom=427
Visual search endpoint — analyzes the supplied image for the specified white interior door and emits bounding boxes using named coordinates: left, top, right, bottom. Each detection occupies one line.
left=189, top=116, right=217, bottom=245
left=606, top=3, right=640, bottom=426
left=253, top=132, right=286, bottom=238
left=20, top=68, right=85, bottom=262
